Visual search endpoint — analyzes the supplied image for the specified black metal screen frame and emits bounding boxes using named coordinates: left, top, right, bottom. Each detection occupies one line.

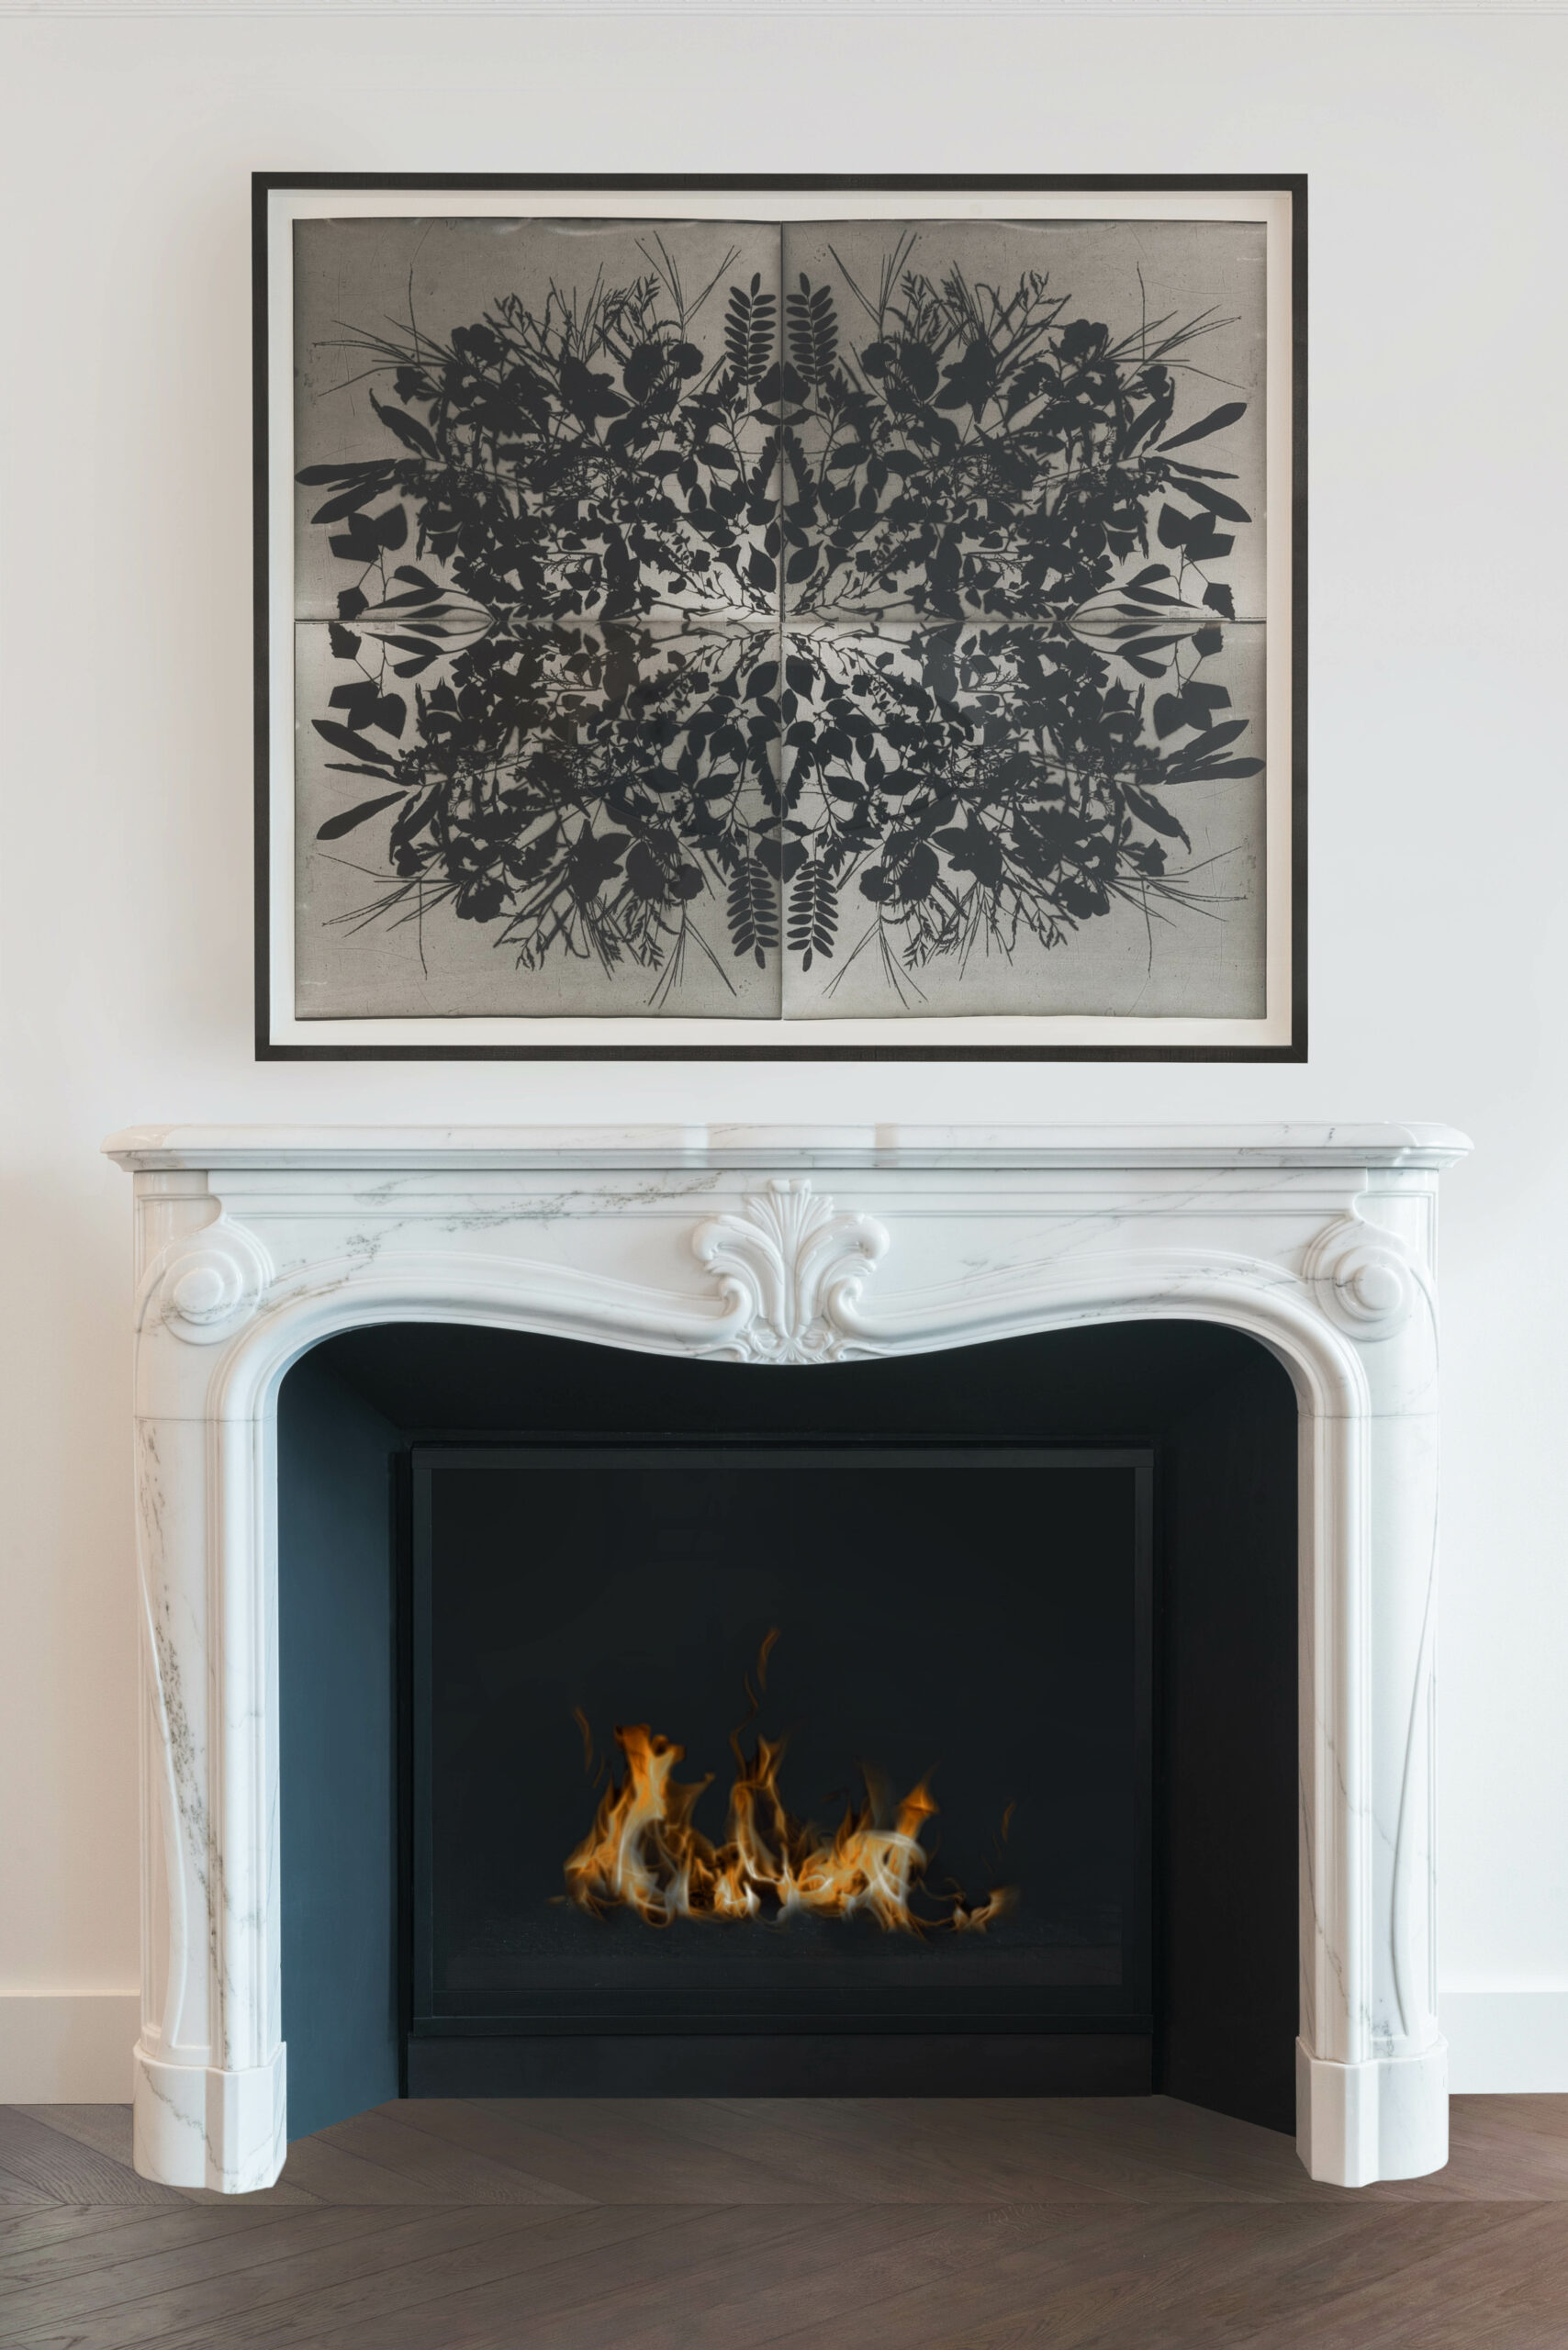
left=404, top=1438, right=1154, bottom=2082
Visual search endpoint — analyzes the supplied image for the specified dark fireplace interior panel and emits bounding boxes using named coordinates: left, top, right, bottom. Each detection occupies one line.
left=275, top=1353, right=400, bottom=2140
left=410, top=1448, right=1151, bottom=2055
left=277, top=1318, right=1297, bottom=2132
left=1161, top=1354, right=1300, bottom=2131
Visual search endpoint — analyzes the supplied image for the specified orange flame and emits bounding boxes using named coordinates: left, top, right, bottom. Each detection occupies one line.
left=563, top=1646, right=1014, bottom=1935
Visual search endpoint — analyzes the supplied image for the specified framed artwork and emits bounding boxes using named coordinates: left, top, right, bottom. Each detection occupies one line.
left=255, top=175, right=1305, bottom=1060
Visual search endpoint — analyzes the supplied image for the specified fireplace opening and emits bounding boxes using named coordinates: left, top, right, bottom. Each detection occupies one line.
left=278, top=1317, right=1296, bottom=2134
left=409, top=1442, right=1151, bottom=2095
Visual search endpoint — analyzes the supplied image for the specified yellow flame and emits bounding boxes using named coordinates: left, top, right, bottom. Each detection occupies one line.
left=563, top=1649, right=1014, bottom=1935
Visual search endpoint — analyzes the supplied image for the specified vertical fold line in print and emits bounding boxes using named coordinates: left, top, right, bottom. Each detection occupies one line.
left=776, top=218, right=790, bottom=1020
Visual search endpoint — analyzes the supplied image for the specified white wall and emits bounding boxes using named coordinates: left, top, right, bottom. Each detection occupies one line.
left=1, top=3, right=1564, bottom=2098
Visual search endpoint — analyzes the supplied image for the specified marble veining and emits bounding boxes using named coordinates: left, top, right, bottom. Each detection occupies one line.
left=105, top=1122, right=1469, bottom=2192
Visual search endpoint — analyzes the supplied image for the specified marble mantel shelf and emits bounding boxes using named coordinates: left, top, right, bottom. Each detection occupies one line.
left=106, top=1120, right=1471, bottom=2197
left=106, top=1122, right=1470, bottom=1173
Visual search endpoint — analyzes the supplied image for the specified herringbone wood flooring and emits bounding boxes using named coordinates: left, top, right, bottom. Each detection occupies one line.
left=2, top=2095, right=1566, bottom=2346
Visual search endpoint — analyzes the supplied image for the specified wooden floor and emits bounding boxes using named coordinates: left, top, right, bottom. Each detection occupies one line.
left=3, top=2097, right=1568, bottom=2347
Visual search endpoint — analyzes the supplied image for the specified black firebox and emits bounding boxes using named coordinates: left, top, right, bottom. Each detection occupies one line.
left=408, top=1443, right=1152, bottom=2096
left=278, top=1318, right=1299, bottom=2135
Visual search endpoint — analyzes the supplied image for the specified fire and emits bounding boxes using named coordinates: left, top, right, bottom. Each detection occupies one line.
left=562, top=1640, right=1014, bottom=1935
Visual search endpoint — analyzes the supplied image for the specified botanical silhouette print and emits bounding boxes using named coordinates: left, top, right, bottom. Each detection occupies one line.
left=291, top=216, right=1267, bottom=1021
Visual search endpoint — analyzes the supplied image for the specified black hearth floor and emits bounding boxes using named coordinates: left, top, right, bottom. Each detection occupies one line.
left=2, top=2097, right=1565, bottom=2346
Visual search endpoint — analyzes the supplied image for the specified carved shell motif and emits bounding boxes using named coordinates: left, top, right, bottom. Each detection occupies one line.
left=692, top=1179, right=888, bottom=1363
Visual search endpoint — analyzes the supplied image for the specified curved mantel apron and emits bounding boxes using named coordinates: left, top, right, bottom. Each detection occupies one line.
left=104, top=1121, right=1472, bottom=2192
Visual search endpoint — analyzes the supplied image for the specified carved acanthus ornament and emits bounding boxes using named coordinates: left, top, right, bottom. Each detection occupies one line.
left=692, top=1179, right=888, bottom=1362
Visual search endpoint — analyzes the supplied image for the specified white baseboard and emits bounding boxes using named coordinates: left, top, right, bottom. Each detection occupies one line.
left=1442, top=1992, right=1568, bottom=2093
left=0, top=1992, right=140, bottom=2101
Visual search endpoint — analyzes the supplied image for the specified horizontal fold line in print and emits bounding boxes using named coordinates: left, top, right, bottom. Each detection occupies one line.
left=289, top=208, right=1270, bottom=1025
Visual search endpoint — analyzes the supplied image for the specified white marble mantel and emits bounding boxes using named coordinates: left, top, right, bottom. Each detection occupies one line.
left=105, top=1121, right=1471, bottom=2192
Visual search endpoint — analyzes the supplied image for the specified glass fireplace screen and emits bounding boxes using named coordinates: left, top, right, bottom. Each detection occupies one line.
left=409, top=1443, right=1152, bottom=2044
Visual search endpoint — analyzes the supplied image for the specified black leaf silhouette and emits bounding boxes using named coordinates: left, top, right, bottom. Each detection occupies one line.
left=622, top=341, right=668, bottom=404
left=317, top=791, right=405, bottom=840
left=934, top=341, right=996, bottom=417
left=724, top=275, right=778, bottom=386
left=560, top=354, right=629, bottom=423
left=297, top=460, right=397, bottom=487
left=1173, top=478, right=1251, bottom=525
left=565, top=826, right=630, bottom=904
left=1160, top=399, right=1247, bottom=453
left=727, top=860, right=779, bottom=968
left=786, top=277, right=838, bottom=386
left=368, top=392, right=442, bottom=460
left=1123, top=783, right=1190, bottom=847
left=787, top=860, right=838, bottom=971
left=934, top=819, right=1003, bottom=890
left=311, top=719, right=393, bottom=764
left=311, top=479, right=390, bottom=525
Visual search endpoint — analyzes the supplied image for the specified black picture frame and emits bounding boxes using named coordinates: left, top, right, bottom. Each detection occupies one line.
left=254, top=173, right=1306, bottom=1061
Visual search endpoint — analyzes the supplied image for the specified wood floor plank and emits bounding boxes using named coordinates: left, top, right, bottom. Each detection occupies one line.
left=751, top=2204, right=1193, bottom=2350
left=1365, top=2097, right=1568, bottom=2202
left=0, top=2113, right=185, bottom=2208
left=304, top=2105, right=604, bottom=2205
left=0, top=2208, right=177, bottom=2261
left=457, top=2098, right=846, bottom=2206
left=10, top=2109, right=321, bottom=2209
left=0, top=2212, right=553, bottom=2350
left=1454, top=2094, right=1568, bottom=2143
left=364, top=2102, right=595, bottom=2204
left=1210, top=2210, right=1557, bottom=2350
left=0, top=2201, right=283, bottom=2290
left=0, top=2176, right=55, bottom=2210
left=256, top=2133, right=463, bottom=2208
left=163, top=2204, right=607, bottom=2348
left=0, top=2206, right=403, bottom=2347
left=488, top=2202, right=941, bottom=2350
left=953, top=2097, right=1340, bottom=2203
left=1220, top=2202, right=1568, bottom=2349
left=242, top=2203, right=824, bottom=2350
left=386, top=2098, right=782, bottom=2208
left=472, top=2200, right=1109, bottom=2350
left=12, top=2109, right=140, bottom=2173
left=598, top=2096, right=1135, bottom=2207
left=752, top=2202, right=1406, bottom=2350
left=1089, top=2205, right=1503, bottom=2349
left=691, top=2094, right=1310, bottom=2208
left=1482, top=2230, right=1568, bottom=2349
left=847, top=2206, right=1545, bottom=2350
left=148, top=2199, right=728, bottom=2350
